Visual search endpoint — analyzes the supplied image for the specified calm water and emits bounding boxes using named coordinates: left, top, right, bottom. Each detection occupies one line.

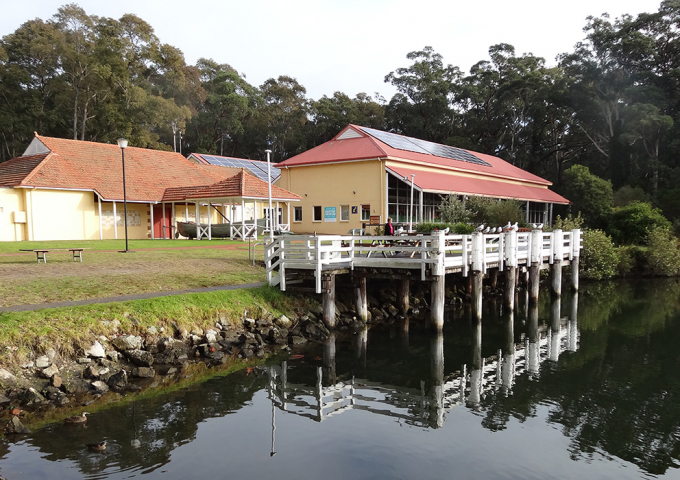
left=3, top=279, right=680, bottom=479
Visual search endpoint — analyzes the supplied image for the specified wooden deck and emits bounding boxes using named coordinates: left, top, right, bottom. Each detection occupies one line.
left=265, top=229, right=582, bottom=294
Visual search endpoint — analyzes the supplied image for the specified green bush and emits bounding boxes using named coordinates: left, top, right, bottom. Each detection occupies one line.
left=607, top=201, right=671, bottom=245
left=438, top=196, right=471, bottom=224
left=465, top=196, right=523, bottom=226
left=580, top=229, right=618, bottom=280
left=551, top=213, right=584, bottom=231
left=415, top=222, right=475, bottom=234
left=615, top=245, right=644, bottom=277
left=644, top=226, right=680, bottom=276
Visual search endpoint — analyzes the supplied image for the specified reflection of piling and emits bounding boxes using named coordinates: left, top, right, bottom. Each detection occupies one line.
left=501, top=311, right=515, bottom=395
left=468, top=319, right=483, bottom=405
left=430, top=333, right=444, bottom=427
left=527, top=303, right=540, bottom=376
left=354, top=276, right=368, bottom=322
left=356, top=328, right=367, bottom=366
left=323, top=333, right=336, bottom=385
left=569, top=292, right=578, bottom=352
left=549, top=298, right=561, bottom=362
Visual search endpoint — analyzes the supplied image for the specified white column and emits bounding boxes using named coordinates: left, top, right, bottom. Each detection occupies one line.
left=150, top=203, right=155, bottom=239
left=113, top=201, right=118, bottom=239
left=287, top=202, right=291, bottom=229
left=171, top=202, right=176, bottom=239
left=196, top=202, right=201, bottom=240
left=98, top=195, right=103, bottom=240
left=276, top=201, right=280, bottom=229
left=241, top=199, right=245, bottom=239
left=207, top=201, right=212, bottom=240
left=185, top=202, right=189, bottom=223
left=419, top=190, right=424, bottom=224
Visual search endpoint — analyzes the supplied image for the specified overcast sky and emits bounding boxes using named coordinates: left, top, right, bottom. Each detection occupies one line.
left=1, top=0, right=664, bottom=100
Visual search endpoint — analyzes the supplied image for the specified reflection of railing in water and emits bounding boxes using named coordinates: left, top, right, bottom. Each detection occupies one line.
left=267, top=307, right=579, bottom=429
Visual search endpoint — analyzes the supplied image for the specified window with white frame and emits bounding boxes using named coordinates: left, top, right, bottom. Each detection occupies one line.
left=313, top=206, right=322, bottom=222
left=361, top=204, right=370, bottom=221
left=340, top=205, right=349, bottom=221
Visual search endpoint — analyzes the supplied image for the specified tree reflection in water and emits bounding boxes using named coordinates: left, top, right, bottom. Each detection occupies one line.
left=2, top=279, right=680, bottom=478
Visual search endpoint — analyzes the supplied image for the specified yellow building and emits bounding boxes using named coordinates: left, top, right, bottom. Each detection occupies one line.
left=0, top=134, right=299, bottom=242
left=276, top=125, right=569, bottom=234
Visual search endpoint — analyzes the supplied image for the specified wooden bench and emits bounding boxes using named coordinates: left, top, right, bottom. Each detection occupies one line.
left=69, top=248, right=83, bottom=262
left=19, top=248, right=84, bottom=263
left=34, top=250, right=49, bottom=263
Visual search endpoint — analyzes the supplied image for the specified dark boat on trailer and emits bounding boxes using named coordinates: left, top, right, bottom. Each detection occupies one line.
left=176, top=221, right=231, bottom=239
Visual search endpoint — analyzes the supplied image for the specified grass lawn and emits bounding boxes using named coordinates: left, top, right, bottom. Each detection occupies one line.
left=0, top=239, right=268, bottom=307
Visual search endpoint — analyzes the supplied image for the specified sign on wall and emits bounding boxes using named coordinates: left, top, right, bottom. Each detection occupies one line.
left=351, top=206, right=358, bottom=214
left=324, top=206, right=337, bottom=222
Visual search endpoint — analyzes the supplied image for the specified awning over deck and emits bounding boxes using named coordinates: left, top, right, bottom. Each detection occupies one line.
left=386, top=166, right=570, bottom=205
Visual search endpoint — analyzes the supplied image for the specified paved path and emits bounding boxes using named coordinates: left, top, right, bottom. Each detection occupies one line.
left=0, top=282, right=266, bottom=313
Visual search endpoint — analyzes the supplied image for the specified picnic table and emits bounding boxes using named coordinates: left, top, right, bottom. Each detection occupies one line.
left=19, top=248, right=84, bottom=263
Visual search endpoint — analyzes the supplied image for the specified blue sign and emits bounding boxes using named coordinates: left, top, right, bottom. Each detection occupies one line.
left=351, top=206, right=358, bottom=214
left=324, top=207, right=337, bottom=222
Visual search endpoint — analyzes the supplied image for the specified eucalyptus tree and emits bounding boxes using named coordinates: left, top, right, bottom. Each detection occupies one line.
left=384, top=46, right=461, bottom=143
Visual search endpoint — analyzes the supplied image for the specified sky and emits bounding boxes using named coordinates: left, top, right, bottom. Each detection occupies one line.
left=0, top=0, right=665, bottom=101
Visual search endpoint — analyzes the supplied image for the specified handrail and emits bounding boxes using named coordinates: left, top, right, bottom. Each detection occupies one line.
left=266, top=230, right=583, bottom=293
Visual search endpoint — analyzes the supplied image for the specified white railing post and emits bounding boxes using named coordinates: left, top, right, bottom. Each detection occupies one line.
left=431, top=231, right=446, bottom=277
left=471, top=232, right=484, bottom=273
left=552, top=229, right=563, bottom=263
left=571, top=229, right=581, bottom=258
left=530, top=229, right=542, bottom=265
left=504, top=228, right=517, bottom=269
left=280, top=238, right=286, bottom=291
left=315, top=238, right=322, bottom=294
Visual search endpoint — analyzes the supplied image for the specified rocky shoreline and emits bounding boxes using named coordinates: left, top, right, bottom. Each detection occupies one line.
left=1, top=277, right=489, bottom=433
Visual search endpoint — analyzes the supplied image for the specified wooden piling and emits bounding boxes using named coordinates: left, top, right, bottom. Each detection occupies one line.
left=570, top=257, right=579, bottom=292
left=529, top=228, right=542, bottom=304
left=504, top=267, right=516, bottom=311
left=397, top=277, right=410, bottom=316
left=430, top=276, right=445, bottom=331
left=551, top=262, right=562, bottom=298
left=354, top=276, right=368, bottom=321
left=322, top=274, right=336, bottom=328
left=489, top=269, right=498, bottom=289
left=472, top=271, right=483, bottom=321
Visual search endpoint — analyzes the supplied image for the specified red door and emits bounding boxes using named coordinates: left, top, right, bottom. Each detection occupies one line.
left=153, top=205, right=173, bottom=239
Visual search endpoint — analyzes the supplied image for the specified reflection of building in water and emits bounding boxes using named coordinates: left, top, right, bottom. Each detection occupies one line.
left=267, top=303, right=579, bottom=430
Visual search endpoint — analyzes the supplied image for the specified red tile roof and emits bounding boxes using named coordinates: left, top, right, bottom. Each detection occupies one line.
left=277, top=125, right=552, bottom=187
left=0, top=134, right=298, bottom=203
left=162, top=170, right=301, bottom=202
left=386, top=166, right=570, bottom=204
left=0, top=154, right=48, bottom=187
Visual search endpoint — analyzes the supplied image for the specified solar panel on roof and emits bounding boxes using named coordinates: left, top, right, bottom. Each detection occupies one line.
left=359, top=127, right=429, bottom=154
left=198, top=155, right=280, bottom=182
left=359, top=127, right=491, bottom=167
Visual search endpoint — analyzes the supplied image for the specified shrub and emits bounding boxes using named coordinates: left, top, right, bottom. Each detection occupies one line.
left=613, top=185, right=650, bottom=207
left=615, top=245, right=644, bottom=277
left=580, top=229, right=618, bottom=280
left=607, top=201, right=671, bottom=245
left=438, top=196, right=471, bottom=224
left=465, top=196, right=524, bottom=226
left=644, top=226, right=680, bottom=276
left=551, top=213, right=584, bottom=231
left=415, top=222, right=475, bottom=234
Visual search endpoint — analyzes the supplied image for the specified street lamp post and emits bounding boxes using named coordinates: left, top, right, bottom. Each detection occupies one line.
left=117, top=138, right=130, bottom=252
left=265, top=149, right=273, bottom=242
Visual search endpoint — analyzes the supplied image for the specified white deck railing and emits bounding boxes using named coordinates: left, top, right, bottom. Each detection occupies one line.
left=265, top=229, right=582, bottom=293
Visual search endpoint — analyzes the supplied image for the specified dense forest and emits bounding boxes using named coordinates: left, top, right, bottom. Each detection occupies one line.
left=1, top=2, right=680, bottom=227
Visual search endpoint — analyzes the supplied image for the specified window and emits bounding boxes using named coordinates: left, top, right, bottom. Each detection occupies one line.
left=313, top=206, right=322, bottom=222
left=340, top=205, right=349, bottom=221
left=361, top=205, right=370, bottom=221
left=294, top=206, right=302, bottom=222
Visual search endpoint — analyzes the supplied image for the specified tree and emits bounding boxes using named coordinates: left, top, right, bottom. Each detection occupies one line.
left=561, top=165, right=613, bottom=228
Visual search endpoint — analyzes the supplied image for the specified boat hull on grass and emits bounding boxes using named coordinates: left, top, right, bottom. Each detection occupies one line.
left=176, top=221, right=231, bottom=239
